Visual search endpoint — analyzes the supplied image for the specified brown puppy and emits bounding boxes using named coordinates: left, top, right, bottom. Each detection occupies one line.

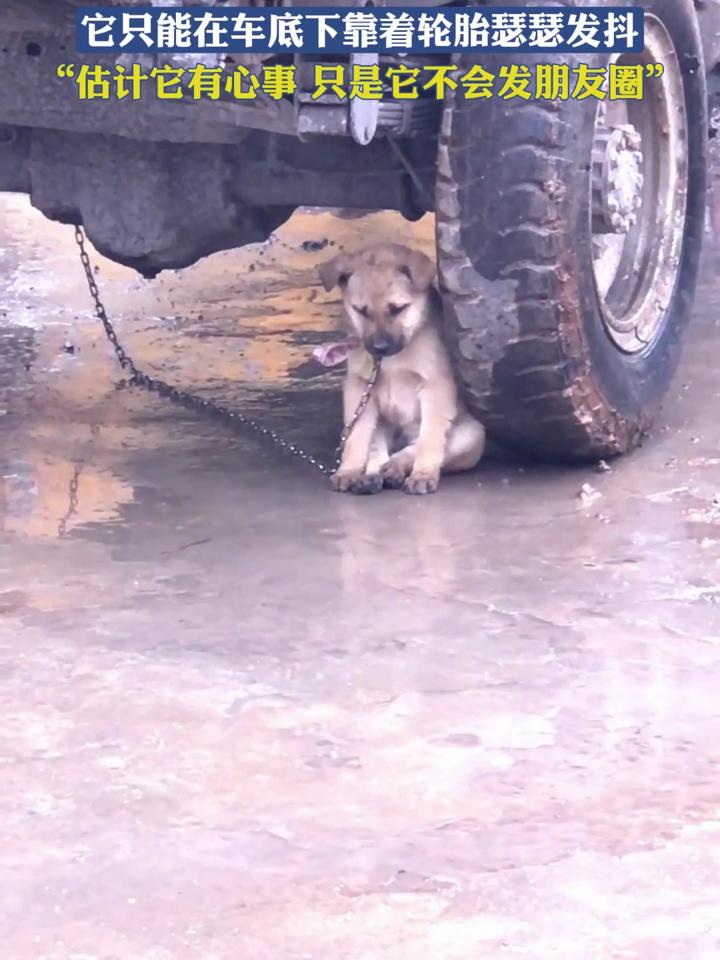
left=319, top=243, right=485, bottom=495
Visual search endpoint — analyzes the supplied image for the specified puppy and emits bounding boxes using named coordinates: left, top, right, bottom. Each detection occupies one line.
left=318, top=243, right=485, bottom=495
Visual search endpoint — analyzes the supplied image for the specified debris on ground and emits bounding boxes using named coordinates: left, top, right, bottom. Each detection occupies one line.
left=579, top=483, right=602, bottom=506
left=596, top=460, right=611, bottom=473
left=647, top=486, right=690, bottom=504
left=300, top=239, right=329, bottom=252
left=688, top=496, right=720, bottom=525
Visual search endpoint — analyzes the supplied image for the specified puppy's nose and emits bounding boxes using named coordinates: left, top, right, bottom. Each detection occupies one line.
left=366, top=334, right=401, bottom=358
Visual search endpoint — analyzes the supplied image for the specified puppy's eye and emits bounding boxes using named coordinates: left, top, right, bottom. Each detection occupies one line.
left=352, top=304, right=369, bottom=318
left=387, top=303, right=409, bottom=317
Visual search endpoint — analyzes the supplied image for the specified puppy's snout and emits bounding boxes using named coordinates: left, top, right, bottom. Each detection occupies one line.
left=366, top=334, right=405, bottom=358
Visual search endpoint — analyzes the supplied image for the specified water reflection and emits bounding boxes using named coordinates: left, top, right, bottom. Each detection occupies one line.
left=1, top=452, right=133, bottom=539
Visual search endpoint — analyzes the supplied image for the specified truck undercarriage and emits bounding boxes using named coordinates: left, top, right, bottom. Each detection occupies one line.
left=1, top=0, right=445, bottom=274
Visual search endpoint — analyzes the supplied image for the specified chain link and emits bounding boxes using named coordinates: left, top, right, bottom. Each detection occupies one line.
left=73, top=226, right=379, bottom=477
left=57, top=462, right=81, bottom=538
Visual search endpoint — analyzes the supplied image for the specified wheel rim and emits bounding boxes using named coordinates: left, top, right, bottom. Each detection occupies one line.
left=591, top=15, right=689, bottom=355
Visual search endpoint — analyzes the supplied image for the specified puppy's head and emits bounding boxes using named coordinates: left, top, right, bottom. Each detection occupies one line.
left=318, top=244, right=436, bottom=359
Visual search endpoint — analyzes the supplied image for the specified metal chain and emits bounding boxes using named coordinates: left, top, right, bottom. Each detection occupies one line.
left=57, top=462, right=81, bottom=538
left=73, top=226, right=379, bottom=477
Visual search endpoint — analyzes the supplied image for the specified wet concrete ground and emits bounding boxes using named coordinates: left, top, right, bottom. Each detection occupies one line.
left=2, top=193, right=720, bottom=959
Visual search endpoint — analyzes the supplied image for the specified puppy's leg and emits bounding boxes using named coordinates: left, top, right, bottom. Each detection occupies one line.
left=384, top=416, right=484, bottom=488
left=331, top=376, right=381, bottom=495
left=346, top=426, right=390, bottom=495
left=366, top=426, right=391, bottom=475
left=404, top=384, right=455, bottom=495
left=380, top=444, right=416, bottom=489
left=443, top=417, right=485, bottom=474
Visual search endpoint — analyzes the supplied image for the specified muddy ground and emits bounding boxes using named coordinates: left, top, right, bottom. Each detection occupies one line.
left=2, top=195, right=720, bottom=959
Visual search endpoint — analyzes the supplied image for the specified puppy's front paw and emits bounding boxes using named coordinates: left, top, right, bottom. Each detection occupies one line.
left=330, top=471, right=383, bottom=495
left=331, top=469, right=363, bottom=493
left=350, top=473, right=383, bottom=496
left=404, top=470, right=440, bottom=496
left=381, top=458, right=411, bottom=489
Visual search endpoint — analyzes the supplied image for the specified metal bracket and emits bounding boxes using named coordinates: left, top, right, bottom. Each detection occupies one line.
left=349, top=51, right=380, bottom=145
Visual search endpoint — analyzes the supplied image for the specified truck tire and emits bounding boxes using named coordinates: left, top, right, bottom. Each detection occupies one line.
left=436, top=0, right=707, bottom=461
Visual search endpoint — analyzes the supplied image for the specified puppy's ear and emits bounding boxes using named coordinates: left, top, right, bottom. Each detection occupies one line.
left=318, top=253, right=355, bottom=292
left=398, top=249, right=436, bottom=291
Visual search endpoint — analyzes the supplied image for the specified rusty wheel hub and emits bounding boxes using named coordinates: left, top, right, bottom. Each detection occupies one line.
left=592, top=123, right=644, bottom=235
